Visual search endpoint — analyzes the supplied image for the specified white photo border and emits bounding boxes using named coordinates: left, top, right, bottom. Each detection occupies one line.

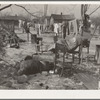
left=0, top=1, right=100, bottom=99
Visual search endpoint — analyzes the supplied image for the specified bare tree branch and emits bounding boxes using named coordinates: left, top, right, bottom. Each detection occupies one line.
left=0, top=4, right=12, bottom=11
left=15, top=4, right=39, bottom=18
left=32, top=11, right=43, bottom=14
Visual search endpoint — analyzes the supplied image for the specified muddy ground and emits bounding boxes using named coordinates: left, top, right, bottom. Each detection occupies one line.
left=0, top=30, right=99, bottom=90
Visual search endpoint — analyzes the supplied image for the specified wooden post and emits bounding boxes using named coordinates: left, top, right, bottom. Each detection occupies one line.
left=86, top=46, right=89, bottom=63
left=54, top=43, right=57, bottom=74
left=72, top=54, right=74, bottom=63
left=80, top=41, right=83, bottom=64
left=54, top=34, right=58, bottom=74
left=96, top=45, right=100, bottom=64
left=98, top=67, right=100, bottom=89
left=96, top=45, right=100, bottom=90
left=80, top=4, right=85, bottom=64
left=60, top=50, right=65, bottom=77
left=79, top=45, right=81, bottom=64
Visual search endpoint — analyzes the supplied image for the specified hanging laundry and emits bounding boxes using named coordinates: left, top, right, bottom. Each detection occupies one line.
left=54, top=23, right=59, bottom=35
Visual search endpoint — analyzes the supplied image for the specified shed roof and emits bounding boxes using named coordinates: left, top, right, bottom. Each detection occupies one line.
left=0, top=16, right=25, bottom=21
left=51, top=14, right=75, bottom=21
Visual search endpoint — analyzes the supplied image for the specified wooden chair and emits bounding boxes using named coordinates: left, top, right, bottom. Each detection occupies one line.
left=54, top=42, right=79, bottom=76
left=66, top=46, right=81, bottom=64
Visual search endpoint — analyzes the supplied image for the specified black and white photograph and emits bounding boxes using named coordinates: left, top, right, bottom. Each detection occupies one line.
left=0, top=2, right=100, bottom=91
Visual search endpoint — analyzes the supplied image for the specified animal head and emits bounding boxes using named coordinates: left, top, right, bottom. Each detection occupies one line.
left=24, top=55, right=33, bottom=60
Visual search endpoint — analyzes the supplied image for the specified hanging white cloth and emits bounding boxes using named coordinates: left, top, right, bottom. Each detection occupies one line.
left=54, top=23, right=59, bottom=35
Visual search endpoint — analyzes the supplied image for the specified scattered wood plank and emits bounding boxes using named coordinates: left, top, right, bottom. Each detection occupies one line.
left=75, top=73, right=98, bottom=90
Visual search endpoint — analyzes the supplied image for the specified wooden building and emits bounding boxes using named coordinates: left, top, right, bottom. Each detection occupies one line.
left=50, top=13, right=75, bottom=25
left=0, top=16, right=25, bottom=32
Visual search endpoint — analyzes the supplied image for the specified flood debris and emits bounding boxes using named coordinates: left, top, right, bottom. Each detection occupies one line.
left=17, top=75, right=28, bottom=84
left=75, top=73, right=98, bottom=90
left=0, top=3, right=99, bottom=90
left=0, top=54, right=97, bottom=90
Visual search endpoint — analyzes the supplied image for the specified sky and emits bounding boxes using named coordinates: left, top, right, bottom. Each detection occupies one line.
left=0, top=4, right=100, bottom=19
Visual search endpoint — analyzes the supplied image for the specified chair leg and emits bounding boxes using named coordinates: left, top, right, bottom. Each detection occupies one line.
left=72, top=54, right=74, bottom=63
left=66, top=53, right=68, bottom=59
left=79, top=52, right=81, bottom=64
left=94, top=47, right=97, bottom=61
left=86, top=47, right=89, bottom=63
left=79, top=45, right=82, bottom=64
left=40, top=41, right=43, bottom=53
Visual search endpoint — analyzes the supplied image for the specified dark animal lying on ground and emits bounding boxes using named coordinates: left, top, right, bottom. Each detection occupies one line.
left=17, top=59, right=43, bottom=75
left=24, top=55, right=33, bottom=60
left=17, top=56, right=54, bottom=75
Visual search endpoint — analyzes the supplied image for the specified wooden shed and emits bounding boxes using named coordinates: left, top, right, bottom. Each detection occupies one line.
left=50, top=13, right=75, bottom=25
left=0, top=16, right=25, bottom=32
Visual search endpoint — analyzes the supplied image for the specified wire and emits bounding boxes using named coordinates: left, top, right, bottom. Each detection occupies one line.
left=0, top=4, right=12, bottom=11
left=89, top=6, right=100, bottom=16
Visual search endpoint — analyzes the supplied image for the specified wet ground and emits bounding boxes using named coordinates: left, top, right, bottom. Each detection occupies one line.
left=0, top=30, right=99, bottom=90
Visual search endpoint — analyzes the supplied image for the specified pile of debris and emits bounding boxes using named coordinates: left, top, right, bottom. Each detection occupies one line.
left=0, top=52, right=98, bottom=90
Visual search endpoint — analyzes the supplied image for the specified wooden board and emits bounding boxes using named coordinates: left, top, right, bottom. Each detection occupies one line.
left=75, top=73, right=98, bottom=90
left=95, top=45, right=100, bottom=64
left=57, top=57, right=72, bottom=63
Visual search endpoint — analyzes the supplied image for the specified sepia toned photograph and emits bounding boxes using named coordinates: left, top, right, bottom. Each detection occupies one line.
left=0, top=3, right=99, bottom=90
